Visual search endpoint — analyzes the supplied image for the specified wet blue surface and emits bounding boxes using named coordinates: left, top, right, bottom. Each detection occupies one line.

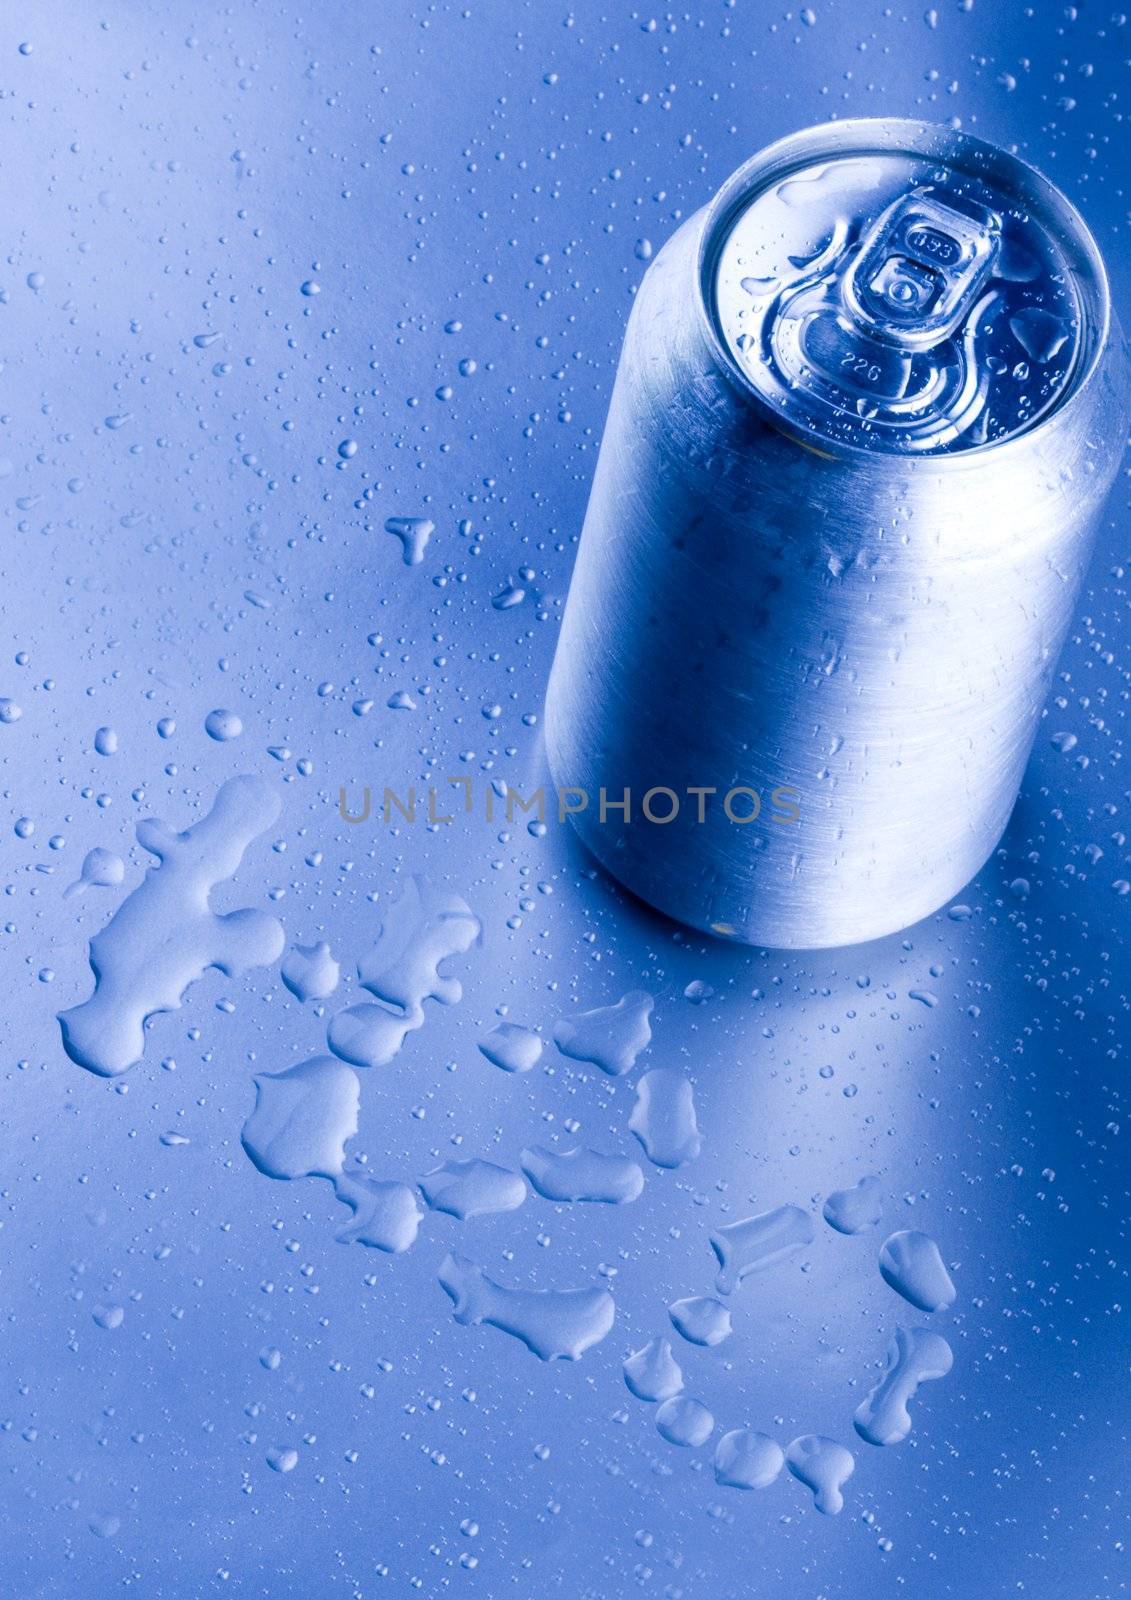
left=1, top=3, right=1128, bottom=1595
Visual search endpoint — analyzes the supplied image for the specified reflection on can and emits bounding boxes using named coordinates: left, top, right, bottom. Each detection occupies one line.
left=545, top=119, right=1127, bottom=948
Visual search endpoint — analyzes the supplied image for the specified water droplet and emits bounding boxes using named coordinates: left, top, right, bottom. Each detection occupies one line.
left=854, top=1326, right=954, bottom=1446
left=520, top=1146, right=643, bottom=1205
left=204, top=708, right=243, bottom=741
left=334, top=1174, right=423, bottom=1253
left=1009, top=306, right=1070, bottom=364
left=710, top=1204, right=814, bottom=1295
left=668, top=1295, right=731, bottom=1347
left=420, top=1159, right=527, bottom=1220
left=280, top=940, right=340, bottom=1003
left=628, top=1068, right=700, bottom=1169
left=491, top=581, right=526, bottom=610
left=438, top=1252, right=615, bottom=1361
left=655, top=1395, right=714, bottom=1448
left=623, top=1338, right=684, bottom=1402
left=553, top=990, right=653, bottom=1077
left=785, top=1435, right=854, bottom=1515
left=64, top=846, right=125, bottom=898
left=714, top=1429, right=784, bottom=1489
left=327, top=879, right=479, bottom=1069
left=241, top=1057, right=360, bottom=1181
left=384, top=515, right=434, bottom=566
left=822, top=1176, right=883, bottom=1235
left=878, top=1230, right=956, bottom=1312
left=478, top=1021, right=543, bottom=1074
left=59, top=776, right=283, bottom=1076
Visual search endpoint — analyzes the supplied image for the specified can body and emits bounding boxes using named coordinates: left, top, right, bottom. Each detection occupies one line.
left=545, top=120, right=1126, bottom=948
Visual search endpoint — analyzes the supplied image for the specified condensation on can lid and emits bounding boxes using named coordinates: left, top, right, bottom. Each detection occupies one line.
left=709, top=138, right=1102, bottom=454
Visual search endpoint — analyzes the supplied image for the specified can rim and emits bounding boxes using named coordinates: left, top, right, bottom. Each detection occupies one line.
left=696, top=117, right=1115, bottom=463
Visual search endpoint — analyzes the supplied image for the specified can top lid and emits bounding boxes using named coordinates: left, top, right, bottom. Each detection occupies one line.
left=708, top=126, right=1107, bottom=454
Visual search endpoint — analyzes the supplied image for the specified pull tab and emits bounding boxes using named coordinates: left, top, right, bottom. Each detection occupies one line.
left=840, top=192, right=1000, bottom=350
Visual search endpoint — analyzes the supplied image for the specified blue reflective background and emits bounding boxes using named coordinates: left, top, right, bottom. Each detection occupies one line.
left=1, top=2, right=1128, bottom=1596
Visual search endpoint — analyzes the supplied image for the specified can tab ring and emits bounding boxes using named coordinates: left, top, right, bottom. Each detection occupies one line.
left=840, top=191, right=1001, bottom=351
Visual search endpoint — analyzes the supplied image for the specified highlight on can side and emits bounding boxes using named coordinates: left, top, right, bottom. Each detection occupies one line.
left=544, top=119, right=1128, bottom=950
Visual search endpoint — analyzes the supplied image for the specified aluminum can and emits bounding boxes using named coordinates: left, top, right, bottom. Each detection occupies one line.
left=544, top=119, right=1127, bottom=948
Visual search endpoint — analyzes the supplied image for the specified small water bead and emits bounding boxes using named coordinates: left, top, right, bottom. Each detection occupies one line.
left=64, top=847, right=125, bottom=898
left=204, top=708, right=243, bottom=741
left=490, top=582, right=526, bottom=610
left=385, top=515, right=434, bottom=566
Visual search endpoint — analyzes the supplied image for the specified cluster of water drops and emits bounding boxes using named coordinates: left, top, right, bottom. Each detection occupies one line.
left=620, top=1183, right=956, bottom=1515
left=56, top=773, right=957, bottom=1513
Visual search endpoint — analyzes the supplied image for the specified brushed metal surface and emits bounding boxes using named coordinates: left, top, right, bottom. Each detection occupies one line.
left=545, top=119, right=1128, bottom=948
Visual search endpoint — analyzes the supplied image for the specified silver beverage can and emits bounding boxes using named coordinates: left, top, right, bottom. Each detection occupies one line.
left=545, top=119, right=1127, bottom=949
